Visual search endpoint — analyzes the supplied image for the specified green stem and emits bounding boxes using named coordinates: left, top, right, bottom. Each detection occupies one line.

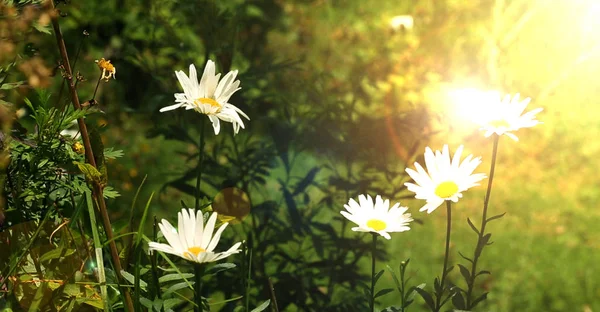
left=370, top=233, right=377, bottom=312
left=399, top=260, right=407, bottom=312
left=85, top=191, right=109, bottom=311
left=480, top=134, right=499, bottom=235
left=466, top=134, right=500, bottom=308
left=194, top=263, right=205, bottom=312
left=244, top=242, right=252, bottom=312
left=435, top=201, right=453, bottom=312
left=195, top=117, right=206, bottom=211
left=91, top=74, right=102, bottom=101
left=151, top=216, right=162, bottom=300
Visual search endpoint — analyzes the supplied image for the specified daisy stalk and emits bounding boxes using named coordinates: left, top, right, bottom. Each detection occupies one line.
left=464, top=135, right=499, bottom=309
left=436, top=200, right=453, bottom=312
left=462, top=93, right=541, bottom=309
left=404, top=145, right=486, bottom=312
left=160, top=59, right=247, bottom=309
left=370, top=233, right=377, bottom=312
left=194, top=116, right=206, bottom=312
left=195, top=116, right=206, bottom=212
left=149, top=209, right=242, bottom=312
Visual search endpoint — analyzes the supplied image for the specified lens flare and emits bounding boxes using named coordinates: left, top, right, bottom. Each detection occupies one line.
left=448, top=88, right=500, bottom=124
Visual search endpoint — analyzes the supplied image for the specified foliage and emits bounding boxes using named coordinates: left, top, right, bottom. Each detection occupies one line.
left=2, top=0, right=600, bottom=311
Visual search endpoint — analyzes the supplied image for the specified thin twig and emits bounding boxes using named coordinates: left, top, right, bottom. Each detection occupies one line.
left=267, top=277, right=280, bottom=312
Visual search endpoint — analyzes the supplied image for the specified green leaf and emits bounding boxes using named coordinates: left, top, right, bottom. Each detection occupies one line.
left=37, top=158, right=49, bottom=168
left=292, top=167, right=320, bottom=195
left=79, top=299, right=105, bottom=309
left=250, top=299, right=271, bottom=312
left=139, top=297, right=154, bottom=309
left=135, top=192, right=154, bottom=247
left=414, top=287, right=435, bottom=311
left=374, top=288, right=394, bottom=298
left=103, top=186, right=121, bottom=198
left=471, top=292, right=489, bottom=308
left=206, top=262, right=236, bottom=275
left=279, top=180, right=302, bottom=233
left=104, top=147, right=124, bottom=159
left=39, top=247, right=75, bottom=263
left=458, top=251, right=473, bottom=264
left=481, top=233, right=492, bottom=246
left=374, top=269, right=385, bottom=284
left=407, top=283, right=425, bottom=304
left=121, top=269, right=147, bottom=291
left=452, top=290, right=466, bottom=310
left=357, top=280, right=371, bottom=297
left=158, top=273, right=195, bottom=284
left=163, top=298, right=185, bottom=309
left=467, top=217, right=480, bottom=235
left=163, top=281, right=193, bottom=296
left=74, top=162, right=103, bottom=184
left=386, top=265, right=402, bottom=292
left=0, top=81, right=24, bottom=90
left=457, top=264, right=471, bottom=283
left=433, top=277, right=442, bottom=293
left=28, top=282, right=47, bottom=312
left=486, top=212, right=506, bottom=223
left=33, top=22, right=51, bottom=34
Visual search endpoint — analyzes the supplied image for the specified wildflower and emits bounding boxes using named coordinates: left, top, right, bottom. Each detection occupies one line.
left=148, top=209, right=242, bottom=263
left=72, top=142, right=84, bottom=154
left=95, top=58, right=116, bottom=82
left=341, top=194, right=413, bottom=239
left=478, top=93, right=542, bottom=141
left=159, top=60, right=249, bottom=135
left=405, top=145, right=486, bottom=214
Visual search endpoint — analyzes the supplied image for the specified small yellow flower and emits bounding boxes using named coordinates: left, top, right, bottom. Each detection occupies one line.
left=72, top=142, right=84, bottom=154
left=95, top=58, right=116, bottom=82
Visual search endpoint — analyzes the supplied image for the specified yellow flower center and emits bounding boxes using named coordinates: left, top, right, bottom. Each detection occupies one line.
left=488, top=119, right=510, bottom=129
left=194, top=97, right=222, bottom=113
left=434, top=181, right=459, bottom=198
left=367, top=219, right=387, bottom=231
left=187, top=246, right=206, bottom=256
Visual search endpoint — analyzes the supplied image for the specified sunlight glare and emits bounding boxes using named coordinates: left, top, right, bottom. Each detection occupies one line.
left=448, top=88, right=499, bottom=125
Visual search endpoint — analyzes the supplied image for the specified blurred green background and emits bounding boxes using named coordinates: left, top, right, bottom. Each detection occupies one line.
left=2, top=0, right=600, bottom=311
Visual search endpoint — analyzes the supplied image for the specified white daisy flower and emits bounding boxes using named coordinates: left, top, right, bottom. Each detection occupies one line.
left=405, top=145, right=487, bottom=214
left=341, top=194, right=413, bottom=240
left=148, top=209, right=242, bottom=263
left=478, top=93, right=542, bottom=141
left=159, top=60, right=249, bottom=135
